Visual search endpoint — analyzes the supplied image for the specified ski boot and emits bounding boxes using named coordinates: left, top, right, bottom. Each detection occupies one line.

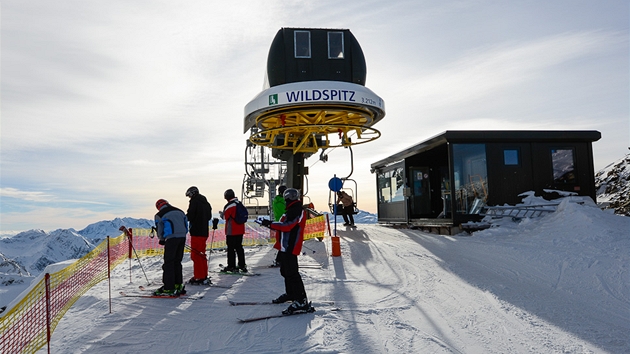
left=175, top=284, right=186, bottom=295
left=272, top=293, right=292, bottom=304
left=282, top=299, right=314, bottom=315
left=153, top=286, right=178, bottom=296
left=188, top=277, right=210, bottom=286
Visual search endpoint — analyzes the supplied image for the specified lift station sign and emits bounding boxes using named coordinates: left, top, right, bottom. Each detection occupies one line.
left=271, top=88, right=359, bottom=105
left=261, top=82, right=383, bottom=108
left=244, top=80, right=386, bottom=133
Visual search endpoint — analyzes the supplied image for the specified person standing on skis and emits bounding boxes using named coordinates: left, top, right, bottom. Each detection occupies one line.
left=219, top=189, right=247, bottom=273
left=260, top=188, right=313, bottom=315
left=154, top=199, right=188, bottom=296
left=185, top=186, right=212, bottom=285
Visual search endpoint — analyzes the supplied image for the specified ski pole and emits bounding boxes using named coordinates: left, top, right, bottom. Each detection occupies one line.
left=185, top=244, right=206, bottom=257
left=119, top=226, right=152, bottom=286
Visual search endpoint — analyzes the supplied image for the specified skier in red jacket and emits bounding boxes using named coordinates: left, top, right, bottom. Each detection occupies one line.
left=219, top=189, right=246, bottom=273
left=261, top=188, right=313, bottom=315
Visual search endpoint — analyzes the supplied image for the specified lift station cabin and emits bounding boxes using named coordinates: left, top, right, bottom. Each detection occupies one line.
left=370, top=130, right=601, bottom=234
left=244, top=28, right=385, bottom=199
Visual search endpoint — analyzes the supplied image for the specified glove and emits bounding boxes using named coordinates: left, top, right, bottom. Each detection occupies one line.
left=260, top=219, right=272, bottom=228
left=159, top=239, right=165, bottom=246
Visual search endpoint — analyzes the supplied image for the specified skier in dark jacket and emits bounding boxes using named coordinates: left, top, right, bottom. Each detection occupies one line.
left=261, top=188, right=313, bottom=315
left=185, top=186, right=212, bottom=285
left=337, top=191, right=355, bottom=226
left=154, top=199, right=188, bottom=296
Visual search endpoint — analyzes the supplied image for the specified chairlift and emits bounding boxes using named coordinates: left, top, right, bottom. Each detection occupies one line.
left=327, top=146, right=360, bottom=215
left=240, top=137, right=287, bottom=218
left=328, top=180, right=359, bottom=215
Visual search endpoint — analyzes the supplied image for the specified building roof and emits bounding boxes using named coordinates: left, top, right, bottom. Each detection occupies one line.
left=371, top=130, right=601, bottom=169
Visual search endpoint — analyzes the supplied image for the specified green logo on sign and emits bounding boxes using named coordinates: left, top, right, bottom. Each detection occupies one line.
left=269, top=94, right=278, bottom=105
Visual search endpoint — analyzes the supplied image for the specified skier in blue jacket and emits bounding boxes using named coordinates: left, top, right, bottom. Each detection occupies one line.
left=154, top=199, right=188, bottom=296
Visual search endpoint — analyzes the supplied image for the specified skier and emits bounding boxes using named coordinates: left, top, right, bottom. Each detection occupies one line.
left=154, top=199, right=188, bottom=296
left=260, top=188, right=313, bottom=315
left=219, top=189, right=247, bottom=273
left=270, top=185, right=287, bottom=267
left=337, top=191, right=355, bottom=226
left=185, top=186, right=212, bottom=285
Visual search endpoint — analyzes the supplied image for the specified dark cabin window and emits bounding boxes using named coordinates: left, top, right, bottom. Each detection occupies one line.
left=452, top=144, right=488, bottom=214
left=503, top=149, right=519, bottom=166
left=328, top=32, right=344, bottom=59
left=294, top=31, right=311, bottom=58
left=377, top=166, right=405, bottom=203
left=551, top=148, right=576, bottom=184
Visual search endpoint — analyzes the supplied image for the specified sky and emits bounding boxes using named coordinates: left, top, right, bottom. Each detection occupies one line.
left=1, top=0, right=628, bottom=232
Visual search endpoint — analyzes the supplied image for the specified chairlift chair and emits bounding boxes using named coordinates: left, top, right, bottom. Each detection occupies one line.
left=328, top=179, right=359, bottom=215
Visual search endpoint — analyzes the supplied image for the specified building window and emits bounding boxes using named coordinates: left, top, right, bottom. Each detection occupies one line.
left=503, top=149, right=520, bottom=166
left=294, top=31, right=311, bottom=58
left=551, top=148, right=576, bottom=184
left=452, top=144, right=487, bottom=214
left=328, top=32, right=344, bottom=59
left=377, top=166, right=405, bottom=203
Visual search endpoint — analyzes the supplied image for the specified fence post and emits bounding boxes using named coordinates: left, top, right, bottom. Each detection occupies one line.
left=126, top=228, right=132, bottom=283
left=45, top=273, right=51, bottom=354
left=326, top=213, right=332, bottom=238
left=107, top=236, right=112, bottom=314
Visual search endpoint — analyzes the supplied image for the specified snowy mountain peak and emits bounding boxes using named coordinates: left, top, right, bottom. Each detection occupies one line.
left=78, top=217, right=155, bottom=242
left=595, top=152, right=630, bottom=216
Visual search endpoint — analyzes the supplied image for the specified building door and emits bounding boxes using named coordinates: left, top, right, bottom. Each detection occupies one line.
left=410, top=167, right=432, bottom=217
left=486, top=143, right=533, bottom=206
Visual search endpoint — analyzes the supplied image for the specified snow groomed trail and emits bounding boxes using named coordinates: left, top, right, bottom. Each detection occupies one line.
left=39, top=207, right=629, bottom=353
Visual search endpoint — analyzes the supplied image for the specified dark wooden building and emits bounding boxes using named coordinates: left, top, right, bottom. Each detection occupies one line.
left=370, top=130, right=601, bottom=230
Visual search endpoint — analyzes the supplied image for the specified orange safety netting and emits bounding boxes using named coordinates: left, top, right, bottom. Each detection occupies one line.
left=0, top=216, right=327, bottom=353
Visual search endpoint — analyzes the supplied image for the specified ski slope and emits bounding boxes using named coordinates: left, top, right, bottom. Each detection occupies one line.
left=36, top=200, right=629, bottom=353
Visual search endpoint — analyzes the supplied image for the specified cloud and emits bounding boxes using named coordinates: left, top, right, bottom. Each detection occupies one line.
left=0, top=188, right=55, bottom=202
left=1, top=187, right=111, bottom=206
left=402, top=31, right=624, bottom=108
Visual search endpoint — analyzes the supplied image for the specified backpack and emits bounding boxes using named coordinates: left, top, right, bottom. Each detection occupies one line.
left=233, top=201, right=249, bottom=224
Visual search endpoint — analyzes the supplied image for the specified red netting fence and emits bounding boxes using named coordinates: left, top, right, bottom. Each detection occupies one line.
left=0, top=216, right=327, bottom=353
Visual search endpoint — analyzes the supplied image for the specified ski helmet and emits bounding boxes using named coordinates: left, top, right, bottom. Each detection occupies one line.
left=278, top=185, right=287, bottom=195
left=186, top=186, right=199, bottom=197
left=155, top=199, right=169, bottom=210
left=224, top=189, right=235, bottom=200
left=283, top=188, right=299, bottom=201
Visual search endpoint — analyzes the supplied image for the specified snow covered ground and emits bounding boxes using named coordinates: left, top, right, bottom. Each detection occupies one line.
left=29, top=199, right=629, bottom=353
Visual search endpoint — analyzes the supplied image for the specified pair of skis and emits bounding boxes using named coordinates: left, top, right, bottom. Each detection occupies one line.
left=119, top=283, right=229, bottom=299
left=237, top=306, right=341, bottom=323
left=261, top=263, right=323, bottom=269
left=215, top=264, right=261, bottom=276
left=118, top=290, right=199, bottom=299
left=231, top=300, right=338, bottom=322
left=229, top=300, right=334, bottom=306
